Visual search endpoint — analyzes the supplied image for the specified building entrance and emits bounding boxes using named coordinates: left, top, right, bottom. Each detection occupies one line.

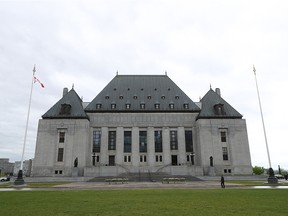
left=109, top=155, right=115, bottom=166
left=171, top=155, right=178, bottom=166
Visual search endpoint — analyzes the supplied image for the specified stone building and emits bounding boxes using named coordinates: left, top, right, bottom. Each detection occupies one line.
left=13, top=159, right=33, bottom=177
left=0, top=158, right=14, bottom=175
left=32, top=75, right=252, bottom=177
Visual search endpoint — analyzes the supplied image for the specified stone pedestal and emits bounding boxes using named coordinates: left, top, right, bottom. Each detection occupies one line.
left=268, top=177, right=278, bottom=184
left=72, top=168, right=78, bottom=177
left=208, top=167, right=216, bottom=176
left=14, top=170, right=25, bottom=185
left=267, top=168, right=278, bottom=184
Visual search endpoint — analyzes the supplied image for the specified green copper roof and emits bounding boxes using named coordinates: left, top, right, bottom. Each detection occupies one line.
left=197, top=88, right=242, bottom=119
left=42, top=88, right=88, bottom=119
left=85, top=75, right=200, bottom=112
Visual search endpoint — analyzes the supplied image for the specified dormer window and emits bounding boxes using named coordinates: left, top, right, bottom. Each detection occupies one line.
left=155, top=103, right=160, bottom=109
left=169, top=103, right=174, bottom=109
left=60, top=104, right=71, bottom=115
left=140, top=103, right=145, bottom=109
left=147, top=95, right=152, bottom=100
left=126, top=103, right=131, bottom=109
left=105, top=95, right=109, bottom=99
left=111, top=103, right=116, bottom=109
left=183, top=103, right=189, bottom=109
left=214, top=103, right=226, bottom=115
left=161, top=95, right=165, bottom=100
left=133, top=95, right=138, bottom=100
left=96, top=104, right=102, bottom=109
left=119, top=95, right=124, bottom=100
left=175, top=95, right=179, bottom=100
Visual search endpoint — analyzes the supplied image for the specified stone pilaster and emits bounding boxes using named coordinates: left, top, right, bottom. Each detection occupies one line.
left=178, top=127, right=186, bottom=164
left=100, top=127, right=108, bottom=165
left=116, top=127, right=124, bottom=165
left=162, top=127, right=171, bottom=165
left=147, top=127, right=155, bottom=166
left=132, top=127, right=140, bottom=167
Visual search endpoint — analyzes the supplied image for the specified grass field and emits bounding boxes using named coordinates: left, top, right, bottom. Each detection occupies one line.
left=0, top=189, right=287, bottom=216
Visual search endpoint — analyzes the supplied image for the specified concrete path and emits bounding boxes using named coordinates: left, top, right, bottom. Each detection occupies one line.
left=52, top=181, right=242, bottom=190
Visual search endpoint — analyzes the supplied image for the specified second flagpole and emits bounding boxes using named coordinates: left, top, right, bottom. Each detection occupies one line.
left=14, top=65, right=36, bottom=185
left=253, top=65, right=277, bottom=184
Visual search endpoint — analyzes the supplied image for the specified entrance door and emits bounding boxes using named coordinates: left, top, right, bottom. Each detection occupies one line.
left=109, top=155, right=115, bottom=166
left=171, top=155, right=178, bottom=166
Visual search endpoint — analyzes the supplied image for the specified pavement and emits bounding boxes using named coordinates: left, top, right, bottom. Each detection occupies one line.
left=2, top=176, right=287, bottom=190
left=51, top=181, right=243, bottom=190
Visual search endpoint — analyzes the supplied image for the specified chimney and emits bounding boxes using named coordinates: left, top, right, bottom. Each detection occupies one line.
left=215, top=88, right=221, bottom=96
left=63, top=87, right=68, bottom=97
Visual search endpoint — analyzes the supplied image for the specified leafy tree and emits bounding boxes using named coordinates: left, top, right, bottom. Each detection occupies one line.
left=253, top=166, right=265, bottom=175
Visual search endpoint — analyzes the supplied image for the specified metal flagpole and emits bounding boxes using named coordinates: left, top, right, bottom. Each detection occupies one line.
left=253, top=65, right=277, bottom=184
left=14, top=65, right=35, bottom=185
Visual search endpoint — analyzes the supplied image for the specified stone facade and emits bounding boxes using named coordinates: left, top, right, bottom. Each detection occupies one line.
left=0, top=158, right=14, bottom=175
left=32, top=75, right=252, bottom=177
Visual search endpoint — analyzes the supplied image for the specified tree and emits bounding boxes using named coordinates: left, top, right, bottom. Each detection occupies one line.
left=253, top=166, right=265, bottom=175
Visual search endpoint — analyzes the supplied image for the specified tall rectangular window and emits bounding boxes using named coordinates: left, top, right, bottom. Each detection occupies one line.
left=139, top=131, right=147, bottom=153
left=124, top=131, right=132, bottom=153
left=221, top=131, right=227, bottom=142
left=170, top=130, right=178, bottom=150
left=154, top=130, right=162, bottom=152
left=222, top=147, right=228, bottom=160
left=59, top=132, right=65, bottom=143
left=185, top=130, right=193, bottom=152
left=57, top=148, right=64, bottom=162
left=93, top=130, right=101, bottom=153
left=108, top=131, right=116, bottom=150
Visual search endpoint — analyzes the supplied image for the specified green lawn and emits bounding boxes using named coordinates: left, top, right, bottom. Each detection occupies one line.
left=0, top=189, right=287, bottom=215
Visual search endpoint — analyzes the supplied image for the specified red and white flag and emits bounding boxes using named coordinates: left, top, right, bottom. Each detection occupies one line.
left=33, top=65, right=44, bottom=88
left=33, top=76, right=45, bottom=88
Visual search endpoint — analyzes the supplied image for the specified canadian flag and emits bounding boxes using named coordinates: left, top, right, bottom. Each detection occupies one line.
left=33, top=65, right=44, bottom=88
left=33, top=76, right=45, bottom=88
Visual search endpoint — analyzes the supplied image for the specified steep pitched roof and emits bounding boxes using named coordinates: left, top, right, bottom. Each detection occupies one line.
left=42, top=88, right=88, bottom=119
left=85, top=75, right=200, bottom=112
left=197, top=88, right=242, bottom=119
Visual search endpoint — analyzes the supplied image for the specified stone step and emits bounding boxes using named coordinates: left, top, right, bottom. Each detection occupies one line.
left=88, top=173, right=203, bottom=182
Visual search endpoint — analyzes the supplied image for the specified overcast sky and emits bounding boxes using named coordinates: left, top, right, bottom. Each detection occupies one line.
left=0, top=0, right=287, bottom=170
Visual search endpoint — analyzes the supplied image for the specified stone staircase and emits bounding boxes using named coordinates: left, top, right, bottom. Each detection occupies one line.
left=88, top=172, right=203, bottom=182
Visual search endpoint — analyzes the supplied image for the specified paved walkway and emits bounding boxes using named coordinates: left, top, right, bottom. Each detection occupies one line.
left=52, top=181, right=242, bottom=190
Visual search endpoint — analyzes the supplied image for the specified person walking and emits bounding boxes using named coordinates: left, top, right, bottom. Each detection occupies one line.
left=221, top=175, right=225, bottom=188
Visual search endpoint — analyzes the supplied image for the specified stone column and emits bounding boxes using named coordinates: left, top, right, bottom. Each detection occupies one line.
left=147, top=127, right=155, bottom=166
left=116, top=127, right=124, bottom=165
left=178, top=127, right=186, bottom=164
left=132, top=127, right=139, bottom=167
left=100, top=127, right=108, bottom=165
left=162, top=127, right=171, bottom=165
